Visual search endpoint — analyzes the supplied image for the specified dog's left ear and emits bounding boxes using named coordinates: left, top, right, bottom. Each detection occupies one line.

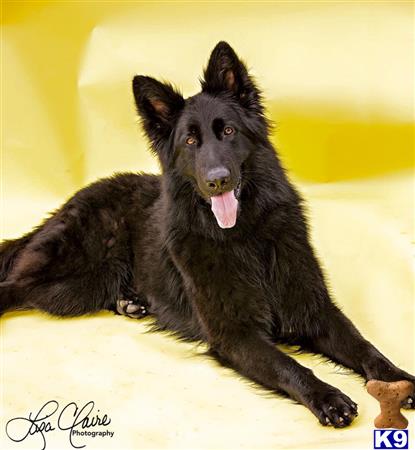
left=132, top=75, right=185, bottom=151
left=201, top=41, right=262, bottom=112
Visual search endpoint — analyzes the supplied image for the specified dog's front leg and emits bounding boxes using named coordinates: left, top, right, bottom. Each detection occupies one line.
left=272, top=230, right=415, bottom=409
left=300, top=306, right=415, bottom=409
left=209, top=330, right=358, bottom=427
left=168, top=235, right=362, bottom=427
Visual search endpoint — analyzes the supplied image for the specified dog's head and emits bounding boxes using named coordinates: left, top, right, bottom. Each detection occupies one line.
left=133, top=42, right=268, bottom=229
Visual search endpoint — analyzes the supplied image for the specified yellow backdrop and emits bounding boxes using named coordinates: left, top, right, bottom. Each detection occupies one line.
left=1, top=2, right=414, bottom=450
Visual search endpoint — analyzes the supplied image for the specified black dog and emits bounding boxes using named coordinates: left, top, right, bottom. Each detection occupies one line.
left=1, top=42, right=413, bottom=427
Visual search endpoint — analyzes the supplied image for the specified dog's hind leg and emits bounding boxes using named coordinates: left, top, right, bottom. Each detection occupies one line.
left=0, top=200, right=133, bottom=317
left=0, top=250, right=129, bottom=317
left=16, top=269, right=125, bottom=317
left=0, top=233, right=36, bottom=313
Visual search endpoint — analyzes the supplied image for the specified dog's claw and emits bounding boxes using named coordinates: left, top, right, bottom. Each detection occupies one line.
left=401, top=396, right=415, bottom=409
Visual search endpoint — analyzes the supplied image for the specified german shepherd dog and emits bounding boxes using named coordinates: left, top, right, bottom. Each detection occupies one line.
left=1, top=42, right=414, bottom=427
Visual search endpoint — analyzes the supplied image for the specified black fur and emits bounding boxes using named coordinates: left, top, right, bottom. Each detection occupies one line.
left=1, top=42, right=414, bottom=427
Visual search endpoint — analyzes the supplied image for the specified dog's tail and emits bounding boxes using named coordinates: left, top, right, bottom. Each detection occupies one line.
left=0, top=233, right=33, bottom=313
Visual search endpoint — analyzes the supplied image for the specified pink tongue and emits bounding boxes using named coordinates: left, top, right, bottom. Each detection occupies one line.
left=210, top=190, right=238, bottom=229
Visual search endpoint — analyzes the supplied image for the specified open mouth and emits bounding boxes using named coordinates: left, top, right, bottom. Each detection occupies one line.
left=210, top=178, right=241, bottom=229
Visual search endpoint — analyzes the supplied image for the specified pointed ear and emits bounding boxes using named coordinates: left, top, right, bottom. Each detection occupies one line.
left=201, top=41, right=262, bottom=111
left=132, top=75, right=185, bottom=149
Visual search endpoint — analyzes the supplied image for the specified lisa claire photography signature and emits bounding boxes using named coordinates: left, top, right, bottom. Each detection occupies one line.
left=5, top=400, right=114, bottom=449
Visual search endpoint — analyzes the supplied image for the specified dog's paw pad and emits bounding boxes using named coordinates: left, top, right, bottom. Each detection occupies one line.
left=116, top=299, right=149, bottom=319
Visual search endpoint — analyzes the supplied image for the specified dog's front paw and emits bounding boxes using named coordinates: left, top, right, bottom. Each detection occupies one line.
left=310, top=389, right=358, bottom=428
left=400, top=376, right=415, bottom=409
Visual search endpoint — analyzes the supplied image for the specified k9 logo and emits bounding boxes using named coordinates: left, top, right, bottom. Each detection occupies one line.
left=374, top=430, right=409, bottom=449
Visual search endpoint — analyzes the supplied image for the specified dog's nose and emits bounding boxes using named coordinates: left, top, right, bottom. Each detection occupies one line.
left=205, top=167, right=231, bottom=194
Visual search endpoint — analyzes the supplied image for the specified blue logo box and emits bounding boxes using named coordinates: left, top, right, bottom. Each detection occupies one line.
left=374, top=430, right=408, bottom=449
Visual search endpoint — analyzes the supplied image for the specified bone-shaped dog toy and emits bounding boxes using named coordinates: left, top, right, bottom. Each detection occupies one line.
left=367, top=380, right=413, bottom=429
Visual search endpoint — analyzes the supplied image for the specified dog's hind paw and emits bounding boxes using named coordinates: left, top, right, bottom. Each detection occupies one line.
left=116, top=297, right=149, bottom=319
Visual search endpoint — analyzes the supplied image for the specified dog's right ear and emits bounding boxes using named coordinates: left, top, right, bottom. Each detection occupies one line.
left=201, top=41, right=262, bottom=113
left=132, top=75, right=185, bottom=150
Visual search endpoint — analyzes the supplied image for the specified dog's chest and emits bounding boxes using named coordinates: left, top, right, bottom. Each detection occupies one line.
left=174, top=235, right=275, bottom=304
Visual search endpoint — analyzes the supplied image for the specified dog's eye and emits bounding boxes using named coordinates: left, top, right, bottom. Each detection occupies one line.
left=186, top=136, right=197, bottom=145
left=224, top=126, right=234, bottom=136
